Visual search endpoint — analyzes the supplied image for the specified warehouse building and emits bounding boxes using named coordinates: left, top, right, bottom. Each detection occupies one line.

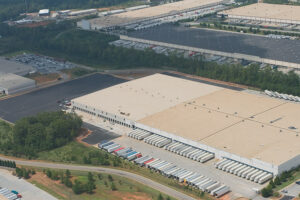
left=0, top=73, right=36, bottom=95
left=89, top=0, right=223, bottom=30
left=219, top=3, right=300, bottom=25
left=72, top=74, right=300, bottom=176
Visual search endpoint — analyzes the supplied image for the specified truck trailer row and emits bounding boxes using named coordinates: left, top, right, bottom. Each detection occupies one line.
left=214, top=158, right=273, bottom=184
left=127, top=129, right=215, bottom=163
left=98, top=140, right=230, bottom=198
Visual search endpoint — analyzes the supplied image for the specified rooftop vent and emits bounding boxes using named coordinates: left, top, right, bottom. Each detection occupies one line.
left=288, top=126, right=297, bottom=130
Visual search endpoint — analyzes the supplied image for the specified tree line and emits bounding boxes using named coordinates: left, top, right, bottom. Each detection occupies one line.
left=0, top=22, right=300, bottom=96
left=1, top=111, right=82, bottom=158
left=0, top=159, right=16, bottom=168
left=15, top=167, right=35, bottom=179
left=261, top=165, right=300, bottom=197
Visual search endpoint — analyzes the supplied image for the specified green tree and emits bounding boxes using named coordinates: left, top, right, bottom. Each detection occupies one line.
left=274, top=176, right=281, bottom=185
left=46, top=169, right=52, bottom=178
left=269, top=179, right=275, bottom=188
left=108, top=175, right=113, bottom=182
left=111, top=182, right=117, bottom=191
left=72, top=180, right=83, bottom=194
left=157, top=193, right=164, bottom=200
left=261, top=187, right=273, bottom=197
left=86, top=172, right=96, bottom=194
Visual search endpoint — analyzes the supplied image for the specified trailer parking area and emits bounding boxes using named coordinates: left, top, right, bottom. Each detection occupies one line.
left=0, top=169, right=56, bottom=200
left=0, top=73, right=126, bottom=122
left=113, top=136, right=263, bottom=199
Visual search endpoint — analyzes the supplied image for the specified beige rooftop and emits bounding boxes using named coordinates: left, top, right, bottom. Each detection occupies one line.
left=139, top=89, right=300, bottom=165
left=90, top=0, right=222, bottom=28
left=221, top=3, right=300, bottom=22
left=73, top=73, right=222, bottom=120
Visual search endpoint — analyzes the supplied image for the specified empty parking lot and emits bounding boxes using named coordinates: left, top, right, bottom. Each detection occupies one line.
left=127, top=24, right=300, bottom=64
left=0, top=73, right=126, bottom=122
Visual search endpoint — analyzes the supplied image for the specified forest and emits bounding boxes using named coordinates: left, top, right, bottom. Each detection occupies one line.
left=0, top=0, right=136, bottom=21
left=0, top=21, right=300, bottom=96
left=0, top=111, right=82, bottom=157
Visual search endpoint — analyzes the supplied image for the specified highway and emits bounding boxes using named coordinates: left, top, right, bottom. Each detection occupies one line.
left=0, top=156, right=195, bottom=200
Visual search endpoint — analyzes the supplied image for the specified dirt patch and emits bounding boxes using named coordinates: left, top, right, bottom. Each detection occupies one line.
left=28, top=73, right=60, bottom=85
left=76, top=128, right=92, bottom=147
left=112, top=191, right=152, bottom=200
left=29, top=172, right=67, bottom=198
left=18, top=21, right=52, bottom=28
left=233, top=197, right=249, bottom=200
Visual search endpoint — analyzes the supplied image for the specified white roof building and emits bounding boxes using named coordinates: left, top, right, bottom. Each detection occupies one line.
left=0, top=73, right=36, bottom=95
left=39, top=9, right=50, bottom=16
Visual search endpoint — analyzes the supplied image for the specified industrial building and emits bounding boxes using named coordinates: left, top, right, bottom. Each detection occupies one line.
left=0, top=73, right=35, bottom=95
left=39, top=9, right=50, bottom=17
left=219, top=3, right=300, bottom=25
left=89, top=0, right=223, bottom=30
left=72, top=74, right=300, bottom=176
left=0, top=57, right=34, bottom=76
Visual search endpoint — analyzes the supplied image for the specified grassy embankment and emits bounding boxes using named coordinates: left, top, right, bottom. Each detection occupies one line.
left=28, top=169, right=174, bottom=200
left=37, top=141, right=213, bottom=200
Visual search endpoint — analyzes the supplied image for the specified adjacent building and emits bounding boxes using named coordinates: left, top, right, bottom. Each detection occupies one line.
left=0, top=73, right=35, bottom=95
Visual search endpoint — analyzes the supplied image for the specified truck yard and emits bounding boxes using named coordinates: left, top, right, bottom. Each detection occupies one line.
left=97, top=139, right=233, bottom=199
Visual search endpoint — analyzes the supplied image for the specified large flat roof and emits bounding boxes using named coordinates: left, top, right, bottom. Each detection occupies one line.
left=138, top=89, right=300, bottom=165
left=73, top=73, right=222, bottom=120
left=221, top=3, right=300, bottom=22
left=89, top=0, right=222, bottom=28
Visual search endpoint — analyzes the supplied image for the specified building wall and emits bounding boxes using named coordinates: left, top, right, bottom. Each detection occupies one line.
left=72, top=101, right=133, bottom=127
left=225, top=14, right=300, bottom=25
left=0, top=87, right=8, bottom=95
left=278, top=154, right=300, bottom=174
left=7, top=81, right=36, bottom=95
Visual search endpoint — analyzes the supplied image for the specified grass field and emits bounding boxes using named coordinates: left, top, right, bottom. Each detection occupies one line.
left=37, top=141, right=213, bottom=200
left=61, top=67, right=96, bottom=79
left=28, top=169, right=175, bottom=200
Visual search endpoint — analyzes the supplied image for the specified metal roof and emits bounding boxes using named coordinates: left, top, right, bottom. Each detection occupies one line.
left=0, top=72, right=35, bottom=91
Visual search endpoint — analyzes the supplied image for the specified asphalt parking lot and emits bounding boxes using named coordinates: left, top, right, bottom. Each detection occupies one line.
left=0, top=169, right=56, bottom=200
left=82, top=123, right=121, bottom=145
left=0, top=73, right=126, bottom=122
left=128, top=24, right=300, bottom=64
left=281, top=182, right=300, bottom=198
